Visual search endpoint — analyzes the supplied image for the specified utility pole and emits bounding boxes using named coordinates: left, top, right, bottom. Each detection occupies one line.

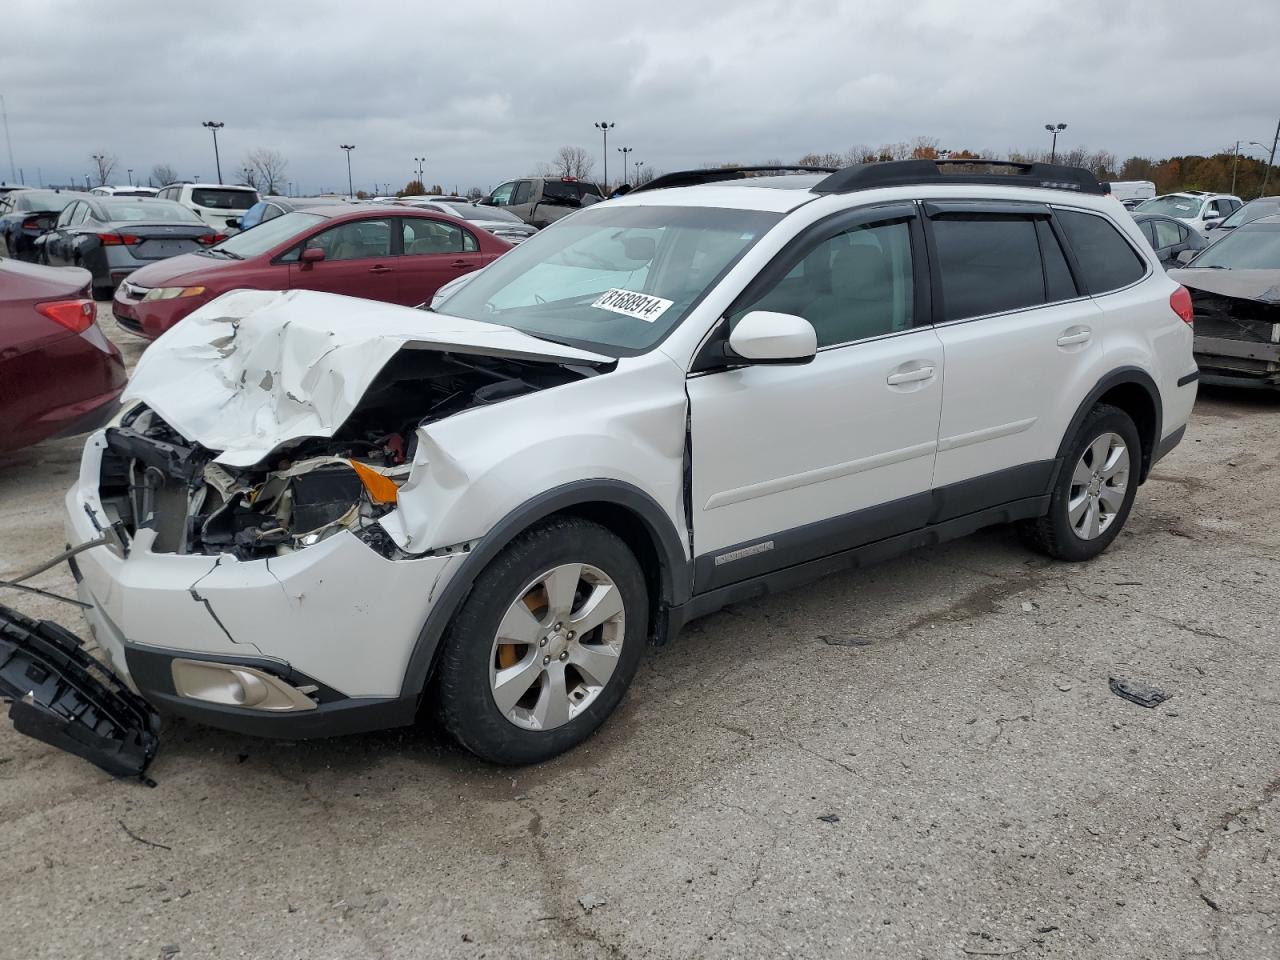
left=1044, top=122, right=1067, bottom=163
left=1262, top=116, right=1280, bottom=197
left=340, top=144, right=355, bottom=198
left=1231, top=140, right=1241, bottom=196
left=202, top=121, right=224, bottom=182
left=616, top=146, right=633, bottom=186
left=0, top=94, right=14, bottom=183
left=595, top=121, right=615, bottom=189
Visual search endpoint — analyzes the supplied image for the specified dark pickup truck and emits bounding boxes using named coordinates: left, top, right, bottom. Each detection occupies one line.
left=480, top=177, right=604, bottom=229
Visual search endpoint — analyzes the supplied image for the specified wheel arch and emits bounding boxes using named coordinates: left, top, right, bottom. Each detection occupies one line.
left=1055, top=367, right=1162, bottom=484
left=399, top=480, right=690, bottom=705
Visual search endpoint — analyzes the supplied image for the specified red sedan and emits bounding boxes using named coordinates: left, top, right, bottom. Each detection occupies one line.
left=0, top=259, right=127, bottom=453
left=112, top=204, right=512, bottom=339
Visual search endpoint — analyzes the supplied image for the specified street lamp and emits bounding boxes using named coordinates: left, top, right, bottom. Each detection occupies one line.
left=91, top=154, right=104, bottom=187
left=616, top=146, right=633, bottom=185
left=414, top=156, right=426, bottom=184
left=635, top=159, right=644, bottom=183
left=127, top=168, right=133, bottom=186
left=202, top=121, right=225, bottom=183
left=595, top=121, right=615, bottom=188
left=339, top=145, right=356, bottom=198
left=1044, top=122, right=1067, bottom=163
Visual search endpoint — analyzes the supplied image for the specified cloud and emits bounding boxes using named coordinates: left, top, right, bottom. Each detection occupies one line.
left=2, top=0, right=1277, bottom=192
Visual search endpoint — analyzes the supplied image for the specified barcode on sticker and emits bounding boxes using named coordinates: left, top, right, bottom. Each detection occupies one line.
left=591, top=288, right=674, bottom=322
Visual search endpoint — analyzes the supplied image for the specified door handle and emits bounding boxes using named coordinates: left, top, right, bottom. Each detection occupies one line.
left=886, top=364, right=935, bottom=386
left=1056, top=327, right=1092, bottom=347
left=450, top=259, right=472, bottom=268
left=369, top=264, right=393, bottom=274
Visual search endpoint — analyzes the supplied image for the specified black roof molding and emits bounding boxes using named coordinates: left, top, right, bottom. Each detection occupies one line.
left=630, top=165, right=838, bottom=194
left=813, top=159, right=1107, bottom=196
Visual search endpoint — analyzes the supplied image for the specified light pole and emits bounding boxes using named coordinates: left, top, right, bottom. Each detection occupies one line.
left=202, top=121, right=224, bottom=182
left=635, top=159, right=644, bottom=183
left=1233, top=141, right=1271, bottom=196
left=414, top=156, right=426, bottom=185
left=91, top=154, right=104, bottom=187
left=127, top=168, right=133, bottom=186
left=339, top=145, right=355, bottom=198
left=616, top=146, right=633, bottom=186
left=1044, top=123, right=1067, bottom=163
left=595, top=121, right=615, bottom=188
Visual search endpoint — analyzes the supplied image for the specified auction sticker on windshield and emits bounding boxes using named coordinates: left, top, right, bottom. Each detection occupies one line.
left=591, top=288, right=674, bottom=322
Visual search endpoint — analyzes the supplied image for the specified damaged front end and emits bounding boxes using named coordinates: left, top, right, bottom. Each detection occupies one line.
left=102, top=348, right=593, bottom=561
left=1181, top=272, right=1280, bottom=386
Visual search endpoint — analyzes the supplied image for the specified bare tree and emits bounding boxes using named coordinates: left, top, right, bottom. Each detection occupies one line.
left=246, top=148, right=288, bottom=194
left=552, top=146, right=595, bottom=180
left=92, top=152, right=118, bottom=187
left=150, top=162, right=178, bottom=186
left=465, top=186, right=484, bottom=200
left=798, top=152, right=844, bottom=168
left=844, top=144, right=880, bottom=164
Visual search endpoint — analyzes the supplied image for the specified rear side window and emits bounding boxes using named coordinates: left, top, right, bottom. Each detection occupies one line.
left=931, top=217, right=1046, bottom=321
left=1055, top=209, right=1146, bottom=294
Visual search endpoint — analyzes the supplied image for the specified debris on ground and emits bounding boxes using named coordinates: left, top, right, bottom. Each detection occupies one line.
left=578, top=893, right=607, bottom=914
left=817, top=814, right=840, bottom=823
left=817, top=634, right=874, bottom=646
left=1108, top=677, right=1172, bottom=708
left=159, top=946, right=180, bottom=959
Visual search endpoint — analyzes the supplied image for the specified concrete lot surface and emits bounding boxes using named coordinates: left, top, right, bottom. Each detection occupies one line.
left=0, top=309, right=1277, bottom=959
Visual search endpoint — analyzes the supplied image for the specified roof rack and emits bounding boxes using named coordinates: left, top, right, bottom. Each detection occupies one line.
left=629, top=165, right=838, bottom=194
left=812, top=159, right=1107, bottom=195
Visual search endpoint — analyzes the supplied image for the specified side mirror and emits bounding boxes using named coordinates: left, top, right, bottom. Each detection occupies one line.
left=300, top=246, right=326, bottom=267
left=1203, top=219, right=1220, bottom=231
left=1175, top=249, right=1197, bottom=265
left=726, top=311, right=817, bottom=365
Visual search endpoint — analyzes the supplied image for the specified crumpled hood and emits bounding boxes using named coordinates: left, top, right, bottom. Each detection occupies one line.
left=1169, top=268, right=1280, bottom=303
left=124, top=288, right=613, bottom=467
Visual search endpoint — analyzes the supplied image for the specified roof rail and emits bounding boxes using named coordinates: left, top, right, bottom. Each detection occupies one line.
left=812, top=159, right=1107, bottom=196
left=630, top=165, right=838, bottom=194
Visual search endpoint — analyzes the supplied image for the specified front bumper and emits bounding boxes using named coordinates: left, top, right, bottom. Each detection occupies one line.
left=64, top=430, right=463, bottom=737
left=112, top=285, right=207, bottom=340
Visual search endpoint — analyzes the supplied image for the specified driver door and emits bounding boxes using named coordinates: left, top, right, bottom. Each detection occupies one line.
left=686, top=206, right=944, bottom=592
left=287, top=218, right=395, bottom=300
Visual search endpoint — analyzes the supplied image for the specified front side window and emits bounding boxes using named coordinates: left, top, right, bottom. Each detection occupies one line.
left=437, top=204, right=781, bottom=356
left=305, top=219, right=392, bottom=261
left=931, top=217, right=1047, bottom=321
left=214, top=211, right=326, bottom=259
left=732, top=219, right=915, bottom=347
left=402, top=217, right=477, bottom=254
left=1056, top=209, right=1146, bottom=294
left=488, top=181, right=517, bottom=205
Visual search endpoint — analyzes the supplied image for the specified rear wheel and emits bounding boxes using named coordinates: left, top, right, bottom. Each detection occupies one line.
left=1019, top=404, right=1141, bottom=561
left=436, top=517, right=648, bottom=765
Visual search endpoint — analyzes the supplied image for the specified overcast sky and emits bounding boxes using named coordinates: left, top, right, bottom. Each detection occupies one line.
left=4, top=0, right=1279, bottom=194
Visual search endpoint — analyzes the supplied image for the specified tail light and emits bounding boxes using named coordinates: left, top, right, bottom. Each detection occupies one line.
left=36, top=299, right=95, bottom=334
left=196, top=234, right=227, bottom=245
left=98, top=233, right=141, bottom=246
left=1170, top=285, right=1194, bottom=326
left=21, top=216, right=46, bottom=231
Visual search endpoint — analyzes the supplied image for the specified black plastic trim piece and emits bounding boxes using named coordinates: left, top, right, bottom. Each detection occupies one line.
left=397, top=480, right=690, bottom=703
left=1152, top=425, right=1186, bottom=466
left=1177, top=370, right=1200, bottom=387
left=670, top=496, right=1049, bottom=634
left=631, top=165, right=838, bottom=193
left=928, top=460, right=1057, bottom=524
left=814, top=159, right=1107, bottom=196
left=1052, top=367, right=1163, bottom=484
left=923, top=199, right=1052, bottom=219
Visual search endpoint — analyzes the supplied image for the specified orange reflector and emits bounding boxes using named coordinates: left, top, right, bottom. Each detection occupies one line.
left=348, top=460, right=400, bottom=504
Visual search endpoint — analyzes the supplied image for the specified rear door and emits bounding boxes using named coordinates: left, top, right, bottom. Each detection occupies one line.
left=927, top=202, right=1103, bottom=503
left=45, top=202, right=86, bottom=265
left=286, top=217, right=397, bottom=300
left=396, top=216, right=487, bottom=305
left=687, top=204, right=944, bottom=590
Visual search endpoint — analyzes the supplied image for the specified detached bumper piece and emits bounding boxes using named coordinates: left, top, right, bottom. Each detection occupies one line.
left=0, top=604, right=159, bottom=781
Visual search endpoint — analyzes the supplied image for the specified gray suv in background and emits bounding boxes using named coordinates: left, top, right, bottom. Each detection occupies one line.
left=481, top=176, right=604, bottom=228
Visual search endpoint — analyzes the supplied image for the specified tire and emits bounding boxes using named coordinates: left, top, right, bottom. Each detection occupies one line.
left=1019, top=403, right=1141, bottom=562
left=436, top=517, right=648, bottom=765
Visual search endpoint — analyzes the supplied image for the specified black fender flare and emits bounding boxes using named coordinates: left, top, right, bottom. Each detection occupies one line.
left=397, top=479, right=690, bottom=702
left=1052, top=366, right=1163, bottom=485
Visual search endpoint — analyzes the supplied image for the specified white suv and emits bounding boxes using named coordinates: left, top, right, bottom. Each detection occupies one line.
left=154, top=182, right=259, bottom=233
left=1135, top=191, right=1242, bottom=235
left=63, top=160, right=1197, bottom=766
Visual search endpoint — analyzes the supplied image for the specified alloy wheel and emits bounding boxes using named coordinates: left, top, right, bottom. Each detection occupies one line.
left=1068, top=432, right=1130, bottom=540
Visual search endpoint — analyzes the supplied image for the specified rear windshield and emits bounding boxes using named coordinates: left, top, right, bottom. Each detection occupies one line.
left=212, top=211, right=325, bottom=258
left=436, top=204, right=781, bottom=356
left=15, top=191, right=79, bottom=212
left=543, top=180, right=602, bottom=202
left=102, top=200, right=203, bottom=222
left=192, top=188, right=257, bottom=210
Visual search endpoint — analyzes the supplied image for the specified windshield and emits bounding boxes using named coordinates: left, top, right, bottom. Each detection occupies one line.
left=1136, top=195, right=1203, bottom=220
left=212, top=211, right=325, bottom=258
left=1190, top=225, right=1280, bottom=269
left=449, top=203, right=523, bottom=223
left=192, top=188, right=257, bottom=210
left=102, top=199, right=202, bottom=222
left=436, top=204, right=781, bottom=355
left=1220, top=199, right=1280, bottom=229
left=15, top=191, right=79, bottom=212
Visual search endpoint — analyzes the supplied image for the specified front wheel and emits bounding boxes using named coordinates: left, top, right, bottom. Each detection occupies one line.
left=1019, top=403, right=1141, bottom=562
left=436, top=517, right=648, bottom=765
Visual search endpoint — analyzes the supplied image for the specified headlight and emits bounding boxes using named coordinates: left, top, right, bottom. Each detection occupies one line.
left=142, top=286, right=207, bottom=302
